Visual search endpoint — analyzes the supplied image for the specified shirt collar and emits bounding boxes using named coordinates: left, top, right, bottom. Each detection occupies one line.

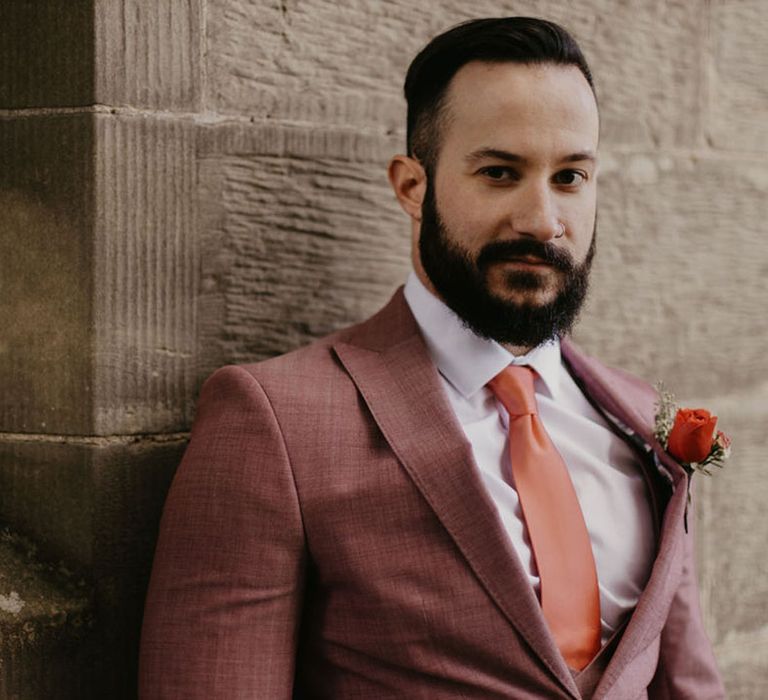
left=403, top=272, right=563, bottom=400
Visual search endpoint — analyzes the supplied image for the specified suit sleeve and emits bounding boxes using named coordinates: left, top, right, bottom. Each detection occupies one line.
left=139, top=365, right=306, bottom=699
left=649, top=492, right=726, bottom=699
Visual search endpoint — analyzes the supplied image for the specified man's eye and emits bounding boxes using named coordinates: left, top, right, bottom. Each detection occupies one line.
left=553, top=169, right=587, bottom=186
left=480, top=166, right=517, bottom=182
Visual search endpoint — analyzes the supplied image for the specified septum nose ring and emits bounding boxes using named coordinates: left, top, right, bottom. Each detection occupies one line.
left=554, top=223, right=566, bottom=239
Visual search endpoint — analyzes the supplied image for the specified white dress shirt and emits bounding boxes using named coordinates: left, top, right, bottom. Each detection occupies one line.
left=403, top=273, right=655, bottom=643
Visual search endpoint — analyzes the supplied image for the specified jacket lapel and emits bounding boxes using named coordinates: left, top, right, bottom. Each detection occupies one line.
left=333, top=289, right=580, bottom=698
left=561, top=340, right=690, bottom=699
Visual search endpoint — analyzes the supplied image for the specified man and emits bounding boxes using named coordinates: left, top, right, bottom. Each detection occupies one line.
left=140, top=17, right=725, bottom=699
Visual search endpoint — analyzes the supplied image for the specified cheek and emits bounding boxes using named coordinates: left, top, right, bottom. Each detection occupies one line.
left=446, top=212, right=497, bottom=254
left=435, top=190, right=492, bottom=249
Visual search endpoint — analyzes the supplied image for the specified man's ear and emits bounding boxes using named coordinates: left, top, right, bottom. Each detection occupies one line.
left=387, top=155, right=427, bottom=222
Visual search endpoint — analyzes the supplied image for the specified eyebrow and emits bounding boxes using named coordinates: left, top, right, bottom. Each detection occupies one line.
left=464, top=148, right=597, bottom=165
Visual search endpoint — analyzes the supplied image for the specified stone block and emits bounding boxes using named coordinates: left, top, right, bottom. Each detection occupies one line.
left=92, top=114, right=198, bottom=435
left=94, top=0, right=201, bottom=110
left=0, top=0, right=94, bottom=109
left=0, top=439, right=93, bottom=570
left=0, top=114, right=198, bottom=436
left=0, top=115, right=95, bottom=435
left=0, top=435, right=183, bottom=573
left=203, top=0, right=593, bottom=134
left=708, top=0, right=768, bottom=153
left=205, top=0, right=405, bottom=131
left=574, top=151, right=768, bottom=400
left=204, top=0, right=702, bottom=150
left=197, top=122, right=409, bottom=374
left=0, top=435, right=184, bottom=697
left=0, top=0, right=201, bottom=111
left=89, top=436, right=185, bottom=699
left=0, top=529, right=94, bottom=700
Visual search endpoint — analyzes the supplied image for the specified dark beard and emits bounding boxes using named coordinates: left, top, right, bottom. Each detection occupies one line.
left=418, top=180, right=596, bottom=348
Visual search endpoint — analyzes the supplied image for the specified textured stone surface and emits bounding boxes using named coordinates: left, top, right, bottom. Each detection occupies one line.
left=717, top=636, right=768, bottom=700
left=93, top=115, right=198, bottom=435
left=197, top=122, right=408, bottom=375
left=0, top=116, right=95, bottom=435
left=0, top=0, right=94, bottom=109
left=0, top=0, right=200, bottom=111
left=94, top=0, right=201, bottom=109
left=0, top=113, right=198, bottom=436
left=89, top=437, right=185, bottom=700
left=205, top=0, right=411, bottom=131
left=0, top=435, right=182, bottom=573
left=587, top=0, right=707, bottom=149
left=0, top=440, right=92, bottom=569
left=708, top=0, right=768, bottom=153
left=204, top=0, right=595, bottom=133
left=0, top=530, right=94, bottom=700
left=0, top=435, right=183, bottom=698
left=205, top=0, right=704, bottom=150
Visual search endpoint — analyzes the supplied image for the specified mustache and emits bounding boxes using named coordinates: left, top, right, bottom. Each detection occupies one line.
left=476, top=238, right=575, bottom=272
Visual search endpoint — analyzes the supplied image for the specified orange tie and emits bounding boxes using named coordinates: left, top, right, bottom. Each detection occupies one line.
left=488, top=365, right=601, bottom=671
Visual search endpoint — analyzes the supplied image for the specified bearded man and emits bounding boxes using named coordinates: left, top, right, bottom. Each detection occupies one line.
left=140, top=17, right=725, bottom=699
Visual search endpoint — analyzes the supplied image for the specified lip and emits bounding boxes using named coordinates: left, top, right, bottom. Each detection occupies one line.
left=498, top=256, right=552, bottom=267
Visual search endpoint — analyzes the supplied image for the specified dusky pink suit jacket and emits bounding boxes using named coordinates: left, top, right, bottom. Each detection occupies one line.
left=139, top=288, right=725, bottom=699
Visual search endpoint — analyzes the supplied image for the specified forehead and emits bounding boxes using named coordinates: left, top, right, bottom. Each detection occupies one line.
left=440, top=61, right=599, bottom=158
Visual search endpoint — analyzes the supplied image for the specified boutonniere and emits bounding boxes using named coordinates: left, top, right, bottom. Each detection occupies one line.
left=653, top=383, right=732, bottom=476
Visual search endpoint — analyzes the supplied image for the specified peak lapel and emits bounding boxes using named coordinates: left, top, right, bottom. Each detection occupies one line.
left=561, top=340, right=690, bottom=698
left=333, top=290, right=579, bottom=698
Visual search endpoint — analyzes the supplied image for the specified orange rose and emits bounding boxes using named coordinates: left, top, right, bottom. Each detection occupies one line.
left=667, top=408, right=717, bottom=464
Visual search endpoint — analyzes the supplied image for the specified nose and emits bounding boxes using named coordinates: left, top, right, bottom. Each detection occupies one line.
left=511, top=182, right=562, bottom=241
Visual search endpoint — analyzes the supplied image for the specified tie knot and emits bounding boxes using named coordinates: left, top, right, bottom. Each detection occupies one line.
left=488, top=365, right=537, bottom=416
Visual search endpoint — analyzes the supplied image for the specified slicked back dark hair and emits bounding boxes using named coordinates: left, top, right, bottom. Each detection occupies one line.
left=404, top=17, right=596, bottom=172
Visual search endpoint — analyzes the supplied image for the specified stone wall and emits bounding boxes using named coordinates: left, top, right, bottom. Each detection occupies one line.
left=0, top=1, right=765, bottom=697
